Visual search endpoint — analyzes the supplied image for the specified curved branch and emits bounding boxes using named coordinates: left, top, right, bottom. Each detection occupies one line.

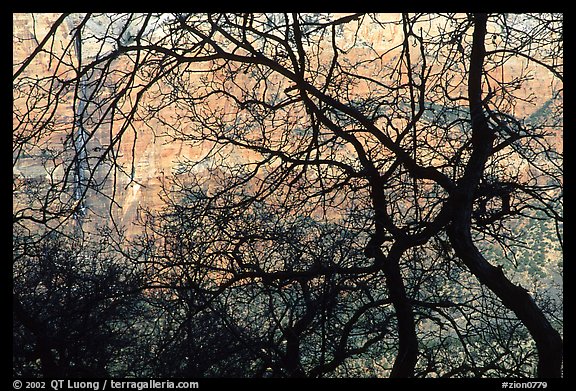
left=447, top=13, right=562, bottom=378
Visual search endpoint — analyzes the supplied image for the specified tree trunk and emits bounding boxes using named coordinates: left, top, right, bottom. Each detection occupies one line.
left=380, top=245, right=418, bottom=377
left=370, top=173, right=418, bottom=377
left=447, top=13, right=562, bottom=378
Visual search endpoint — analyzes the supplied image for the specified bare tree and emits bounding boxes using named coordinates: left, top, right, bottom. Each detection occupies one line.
left=13, top=13, right=562, bottom=378
left=13, top=229, right=149, bottom=377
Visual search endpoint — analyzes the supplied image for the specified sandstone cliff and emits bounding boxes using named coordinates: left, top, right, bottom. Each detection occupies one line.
left=13, top=13, right=562, bottom=238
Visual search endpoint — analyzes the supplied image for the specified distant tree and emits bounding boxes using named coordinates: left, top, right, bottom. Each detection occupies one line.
left=13, top=230, right=148, bottom=377
left=130, top=198, right=398, bottom=377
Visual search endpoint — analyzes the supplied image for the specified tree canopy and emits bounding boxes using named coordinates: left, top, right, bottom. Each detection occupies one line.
left=13, top=13, right=563, bottom=378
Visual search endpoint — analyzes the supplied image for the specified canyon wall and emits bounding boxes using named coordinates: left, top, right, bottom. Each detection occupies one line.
left=13, top=13, right=562, bottom=238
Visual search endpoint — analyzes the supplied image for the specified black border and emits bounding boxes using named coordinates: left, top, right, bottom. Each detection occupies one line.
left=8, top=6, right=571, bottom=389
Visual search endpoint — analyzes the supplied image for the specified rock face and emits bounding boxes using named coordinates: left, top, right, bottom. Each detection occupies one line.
left=13, top=13, right=562, bottom=238
left=13, top=13, right=198, bottom=236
